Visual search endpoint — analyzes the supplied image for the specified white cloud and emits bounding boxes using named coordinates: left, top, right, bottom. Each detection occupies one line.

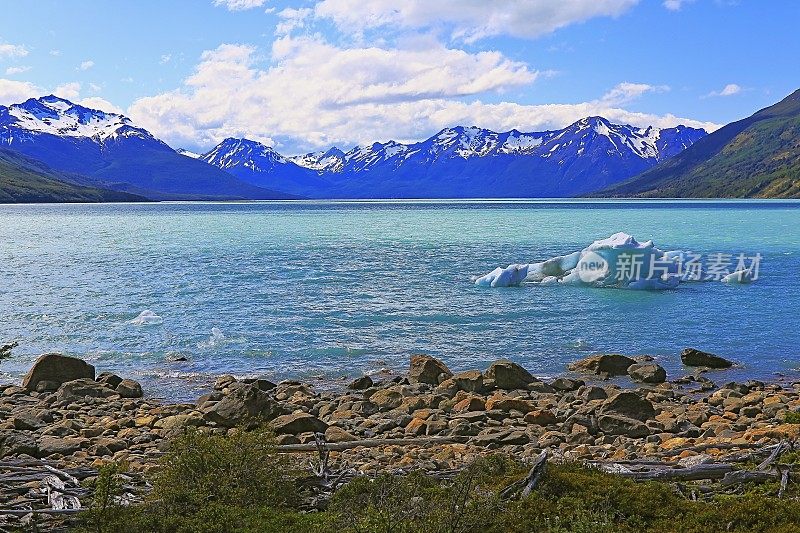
left=127, top=39, right=717, bottom=153
left=79, top=60, right=95, bottom=71
left=160, top=54, right=172, bottom=64
left=599, top=82, right=670, bottom=106
left=314, top=0, right=639, bottom=42
left=706, top=83, right=742, bottom=98
left=49, top=49, right=61, bottom=56
left=0, top=42, right=28, bottom=59
left=663, top=0, right=694, bottom=10
left=0, top=78, right=39, bottom=105
left=54, top=82, right=82, bottom=100
left=79, top=96, right=124, bottom=114
left=275, top=7, right=313, bottom=35
left=0, top=79, right=124, bottom=114
left=213, top=0, right=267, bottom=11
left=5, top=66, right=31, bottom=75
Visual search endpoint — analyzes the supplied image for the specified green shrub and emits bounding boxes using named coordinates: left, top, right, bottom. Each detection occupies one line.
left=783, top=411, right=800, bottom=424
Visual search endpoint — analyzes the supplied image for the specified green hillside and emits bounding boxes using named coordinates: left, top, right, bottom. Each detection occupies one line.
left=0, top=149, right=145, bottom=203
left=598, top=88, right=800, bottom=198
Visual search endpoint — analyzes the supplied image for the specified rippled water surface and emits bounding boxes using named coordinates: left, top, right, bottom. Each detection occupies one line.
left=1, top=200, right=799, bottom=400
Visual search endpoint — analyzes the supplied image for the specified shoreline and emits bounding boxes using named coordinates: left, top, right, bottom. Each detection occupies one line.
left=2, top=350, right=799, bottom=472
left=3, top=349, right=800, bottom=527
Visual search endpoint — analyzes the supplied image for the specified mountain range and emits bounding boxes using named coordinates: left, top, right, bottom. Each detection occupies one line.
left=1, top=90, right=799, bottom=202
left=0, top=96, right=293, bottom=201
left=598, top=89, right=800, bottom=198
left=196, top=119, right=706, bottom=198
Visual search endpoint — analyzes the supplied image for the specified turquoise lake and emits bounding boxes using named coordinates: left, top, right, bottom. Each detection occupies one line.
left=1, top=200, right=799, bottom=400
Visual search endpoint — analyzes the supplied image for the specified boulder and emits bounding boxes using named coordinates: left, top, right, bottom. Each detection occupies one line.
left=325, top=426, right=357, bottom=443
left=271, top=413, right=328, bottom=435
left=524, top=409, right=558, bottom=426
left=600, top=391, right=656, bottom=422
left=348, top=375, right=374, bottom=390
left=96, top=372, right=123, bottom=389
left=241, top=378, right=277, bottom=391
left=567, top=354, right=636, bottom=377
left=37, top=436, right=86, bottom=457
left=485, top=396, right=533, bottom=412
left=369, top=388, right=404, bottom=411
left=681, top=348, right=733, bottom=369
left=0, top=431, right=38, bottom=457
left=550, top=377, right=585, bottom=391
left=598, top=414, right=650, bottom=438
left=116, top=379, right=144, bottom=398
left=627, top=363, right=667, bottom=384
left=408, top=355, right=452, bottom=385
left=203, top=384, right=281, bottom=427
left=22, top=353, right=95, bottom=392
left=484, top=360, right=536, bottom=390
left=452, top=370, right=484, bottom=392
left=55, top=378, right=117, bottom=402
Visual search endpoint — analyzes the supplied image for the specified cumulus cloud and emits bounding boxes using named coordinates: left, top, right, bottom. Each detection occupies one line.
left=599, top=82, right=670, bottom=106
left=5, top=66, right=31, bottom=75
left=127, top=39, right=717, bottom=153
left=213, top=0, right=267, bottom=11
left=663, top=0, right=694, bottom=10
left=706, top=83, right=742, bottom=97
left=314, top=0, right=639, bottom=42
left=0, top=78, right=123, bottom=115
left=0, top=78, right=39, bottom=105
left=0, top=42, right=28, bottom=59
left=79, top=60, right=95, bottom=71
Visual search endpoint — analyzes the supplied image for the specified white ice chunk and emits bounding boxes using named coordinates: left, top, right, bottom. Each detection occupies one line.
left=475, top=263, right=529, bottom=287
left=476, top=233, right=691, bottom=291
left=722, top=269, right=754, bottom=284
left=130, top=310, right=162, bottom=326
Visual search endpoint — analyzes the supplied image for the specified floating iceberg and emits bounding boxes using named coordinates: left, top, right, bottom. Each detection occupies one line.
left=130, top=310, right=163, bottom=325
left=475, top=232, right=738, bottom=291
left=722, top=269, right=754, bottom=284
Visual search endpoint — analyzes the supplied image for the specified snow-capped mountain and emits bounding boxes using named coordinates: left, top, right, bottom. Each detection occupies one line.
left=199, top=118, right=706, bottom=198
left=0, top=95, right=293, bottom=200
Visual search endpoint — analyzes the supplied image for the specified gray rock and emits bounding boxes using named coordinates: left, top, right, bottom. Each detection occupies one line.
left=37, top=436, right=86, bottom=457
left=597, top=414, right=650, bottom=438
left=0, top=431, right=38, bottom=457
left=484, top=359, right=536, bottom=390
left=408, top=355, right=452, bottom=385
left=96, top=372, right=123, bottom=389
left=55, top=379, right=117, bottom=403
left=568, top=354, right=636, bottom=377
left=600, top=391, right=656, bottom=422
left=452, top=370, right=484, bottom=392
left=116, top=379, right=143, bottom=399
left=348, top=375, right=374, bottom=390
left=203, top=384, right=281, bottom=427
left=550, top=377, right=585, bottom=391
left=22, top=353, right=95, bottom=392
left=681, top=348, right=733, bottom=369
left=242, top=378, right=277, bottom=391
left=627, top=363, right=667, bottom=384
left=271, top=413, right=328, bottom=435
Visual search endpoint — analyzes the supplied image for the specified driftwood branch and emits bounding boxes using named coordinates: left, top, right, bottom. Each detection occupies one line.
left=277, top=436, right=467, bottom=453
left=500, top=450, right=548, bottom=500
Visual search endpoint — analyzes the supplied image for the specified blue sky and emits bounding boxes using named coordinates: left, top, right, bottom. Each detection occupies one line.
left=0, top=0, right=798, bottom=154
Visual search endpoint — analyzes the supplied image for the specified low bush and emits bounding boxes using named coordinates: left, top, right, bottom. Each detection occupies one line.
left=76, top=429, right=800, bottom=533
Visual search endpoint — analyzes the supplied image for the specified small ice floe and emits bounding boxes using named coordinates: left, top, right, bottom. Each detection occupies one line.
left=197, top=327, right=226, bottom=349
left=722, top=269, right=754, bottom=284
left=474, top=232, right=738, bottom=291
left=130, top=310, right=163, bottom=326
left=474, top=263, right=529, bottom=288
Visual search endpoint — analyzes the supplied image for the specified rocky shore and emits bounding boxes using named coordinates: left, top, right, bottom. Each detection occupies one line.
left=2, top=348, right=800, bottom=479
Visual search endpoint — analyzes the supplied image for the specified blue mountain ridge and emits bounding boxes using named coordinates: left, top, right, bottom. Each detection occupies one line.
left=197, top=118, right=706, bottom=198
left=0, top=95, right=295, bottom=200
